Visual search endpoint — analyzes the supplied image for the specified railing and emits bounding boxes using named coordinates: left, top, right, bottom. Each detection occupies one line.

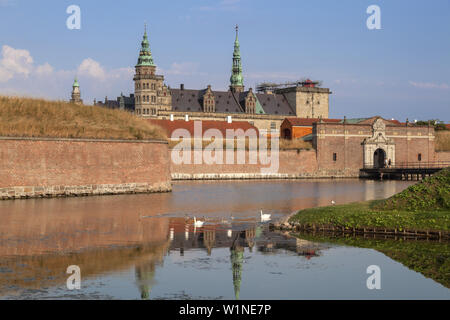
left=363, top=161, right=450, bottom=170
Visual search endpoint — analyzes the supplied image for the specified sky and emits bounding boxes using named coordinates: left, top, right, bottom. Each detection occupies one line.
left=0, top=0, right=449, bottom=121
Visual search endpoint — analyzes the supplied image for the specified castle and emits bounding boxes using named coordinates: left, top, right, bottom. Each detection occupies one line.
left=89, top=26, right=332, bottom=132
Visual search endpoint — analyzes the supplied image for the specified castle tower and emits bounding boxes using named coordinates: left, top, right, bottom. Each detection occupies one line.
left=230, top=25, right=244, bottom=93
left=274, top=79, right=331, bottom=118
left=134, top=25, right=171, bottom=117
left=70, top=77, right=83, bottom=104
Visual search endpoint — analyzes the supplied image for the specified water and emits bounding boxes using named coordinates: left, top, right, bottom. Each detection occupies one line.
left=0, top=179, right=448, bottom=300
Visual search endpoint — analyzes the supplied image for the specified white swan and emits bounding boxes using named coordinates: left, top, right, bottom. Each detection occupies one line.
left=260, top=210, right=271, bottom=222
left=193, top=217, right=204, bottom=228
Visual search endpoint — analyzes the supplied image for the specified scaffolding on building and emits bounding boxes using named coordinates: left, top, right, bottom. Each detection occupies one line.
left=256, top=78, right=323, bottom=93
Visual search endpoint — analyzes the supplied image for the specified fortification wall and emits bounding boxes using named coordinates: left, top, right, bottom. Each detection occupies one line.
left=169, top=149, right=343, bottom=180
left=435, top=151, right=450, bottom=162
left=0, top=137, right=172, bottom=199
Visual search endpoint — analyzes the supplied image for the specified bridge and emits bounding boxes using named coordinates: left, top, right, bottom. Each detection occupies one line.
left=360, top=161, right=450, bottom=180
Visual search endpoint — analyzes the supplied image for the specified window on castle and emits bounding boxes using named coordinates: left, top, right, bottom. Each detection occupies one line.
left=333, top=153, right=337, bottom=162
left=270, top=122, right=276, bottom=130
left=418, top=153, right=422, bottom=162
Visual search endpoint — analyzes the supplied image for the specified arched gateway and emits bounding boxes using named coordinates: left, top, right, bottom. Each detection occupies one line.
left=363, top=118, right=395, bottom=168
left=373, top=148, right=386, bottom=168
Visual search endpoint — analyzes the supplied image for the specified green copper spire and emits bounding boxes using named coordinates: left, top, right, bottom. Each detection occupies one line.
left=230, top=25, right=244, bottom=90
left=73, top=77, right=79, bottom=87
left=136, top=24, right=155, bottom=67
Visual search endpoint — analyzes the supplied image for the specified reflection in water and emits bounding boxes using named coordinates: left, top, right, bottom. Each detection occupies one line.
left=230, top=237, right=244, bottom=300
left=1, top=179, right=447, bottom=299
left=293, top=232, right=450, bottom=289
left=135, top=260, right=156, bottom=300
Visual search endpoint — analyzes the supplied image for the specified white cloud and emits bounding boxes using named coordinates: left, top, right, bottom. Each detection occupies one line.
left=409, top=81, right=450, bottom=90
left=109, top=67, right=134, bottom=79
left=36, top=62, right=54, bottom=76
left=0, top=66, right=13, bottom=82
left=0, top=45, right=135, bottom=103
left=77, top=58, right=106, bottom=80
left=161, top=62, right=206, bottom=76
left=0, top=45, right=34, bottom=82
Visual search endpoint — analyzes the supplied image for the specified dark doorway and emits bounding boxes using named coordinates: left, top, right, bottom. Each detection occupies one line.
left=283, top=128, right=291, bottom=139
left=373, top=148, right=386, bottom=168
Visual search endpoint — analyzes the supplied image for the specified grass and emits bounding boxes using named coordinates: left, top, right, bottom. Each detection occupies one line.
left=289, top=168, right=450, bottom=232
left=0, top=96, right=167, bottom=140
left=436, top=130, right=450, bottom=152
left=279, top=138, right=313, bottom=150
left=376, top=167, right=450, bottom=212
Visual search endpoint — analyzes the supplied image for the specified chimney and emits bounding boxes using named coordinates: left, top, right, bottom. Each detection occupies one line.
left=227, top=116, right=232, bottom=124
left=180, top=84, right=185, bottom=90
left=170, top=114, right=174, bottom=121
left=185, top=114, right=189, bottom=122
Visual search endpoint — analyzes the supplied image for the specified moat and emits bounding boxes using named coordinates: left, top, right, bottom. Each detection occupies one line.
left=0, top=180, right=448, bottom=299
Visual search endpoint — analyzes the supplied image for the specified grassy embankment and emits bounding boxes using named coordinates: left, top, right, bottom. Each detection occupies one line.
left=0, top=96, right=166, bottom=140
left=289, top=168, right=450, bottom=232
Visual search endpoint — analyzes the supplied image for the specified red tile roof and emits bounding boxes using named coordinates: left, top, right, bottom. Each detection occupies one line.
left=284, top=118, right=341, bottom=127
left=148, top=119, right=259, bottom=138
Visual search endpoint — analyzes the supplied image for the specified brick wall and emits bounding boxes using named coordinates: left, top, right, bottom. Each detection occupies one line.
left=435, top=151, right=450, bottom=162
left=314, top=120, right=437, bottom=175
left=170, top=149, right=321, bottom=179
left=0, top=137, right=172, bottom=199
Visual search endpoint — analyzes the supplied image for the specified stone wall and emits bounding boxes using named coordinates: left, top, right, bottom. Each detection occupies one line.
left=276, top=87, right=330, bottom=119
left=0, top=137, right=172, bottom=200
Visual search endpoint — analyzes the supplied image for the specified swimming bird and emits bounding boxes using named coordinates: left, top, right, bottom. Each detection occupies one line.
left=193, top=217, right=204, bottom=228
left=260, top=210, right=271, bottom=222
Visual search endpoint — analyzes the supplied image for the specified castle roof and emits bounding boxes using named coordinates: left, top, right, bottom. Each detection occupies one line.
left=170, top=88, right=295, bottom=116
left=147, top=119, right=259, bottom=138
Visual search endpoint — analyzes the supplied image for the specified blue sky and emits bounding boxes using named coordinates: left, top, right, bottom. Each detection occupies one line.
left=0, top=0, right=449, bottom=121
